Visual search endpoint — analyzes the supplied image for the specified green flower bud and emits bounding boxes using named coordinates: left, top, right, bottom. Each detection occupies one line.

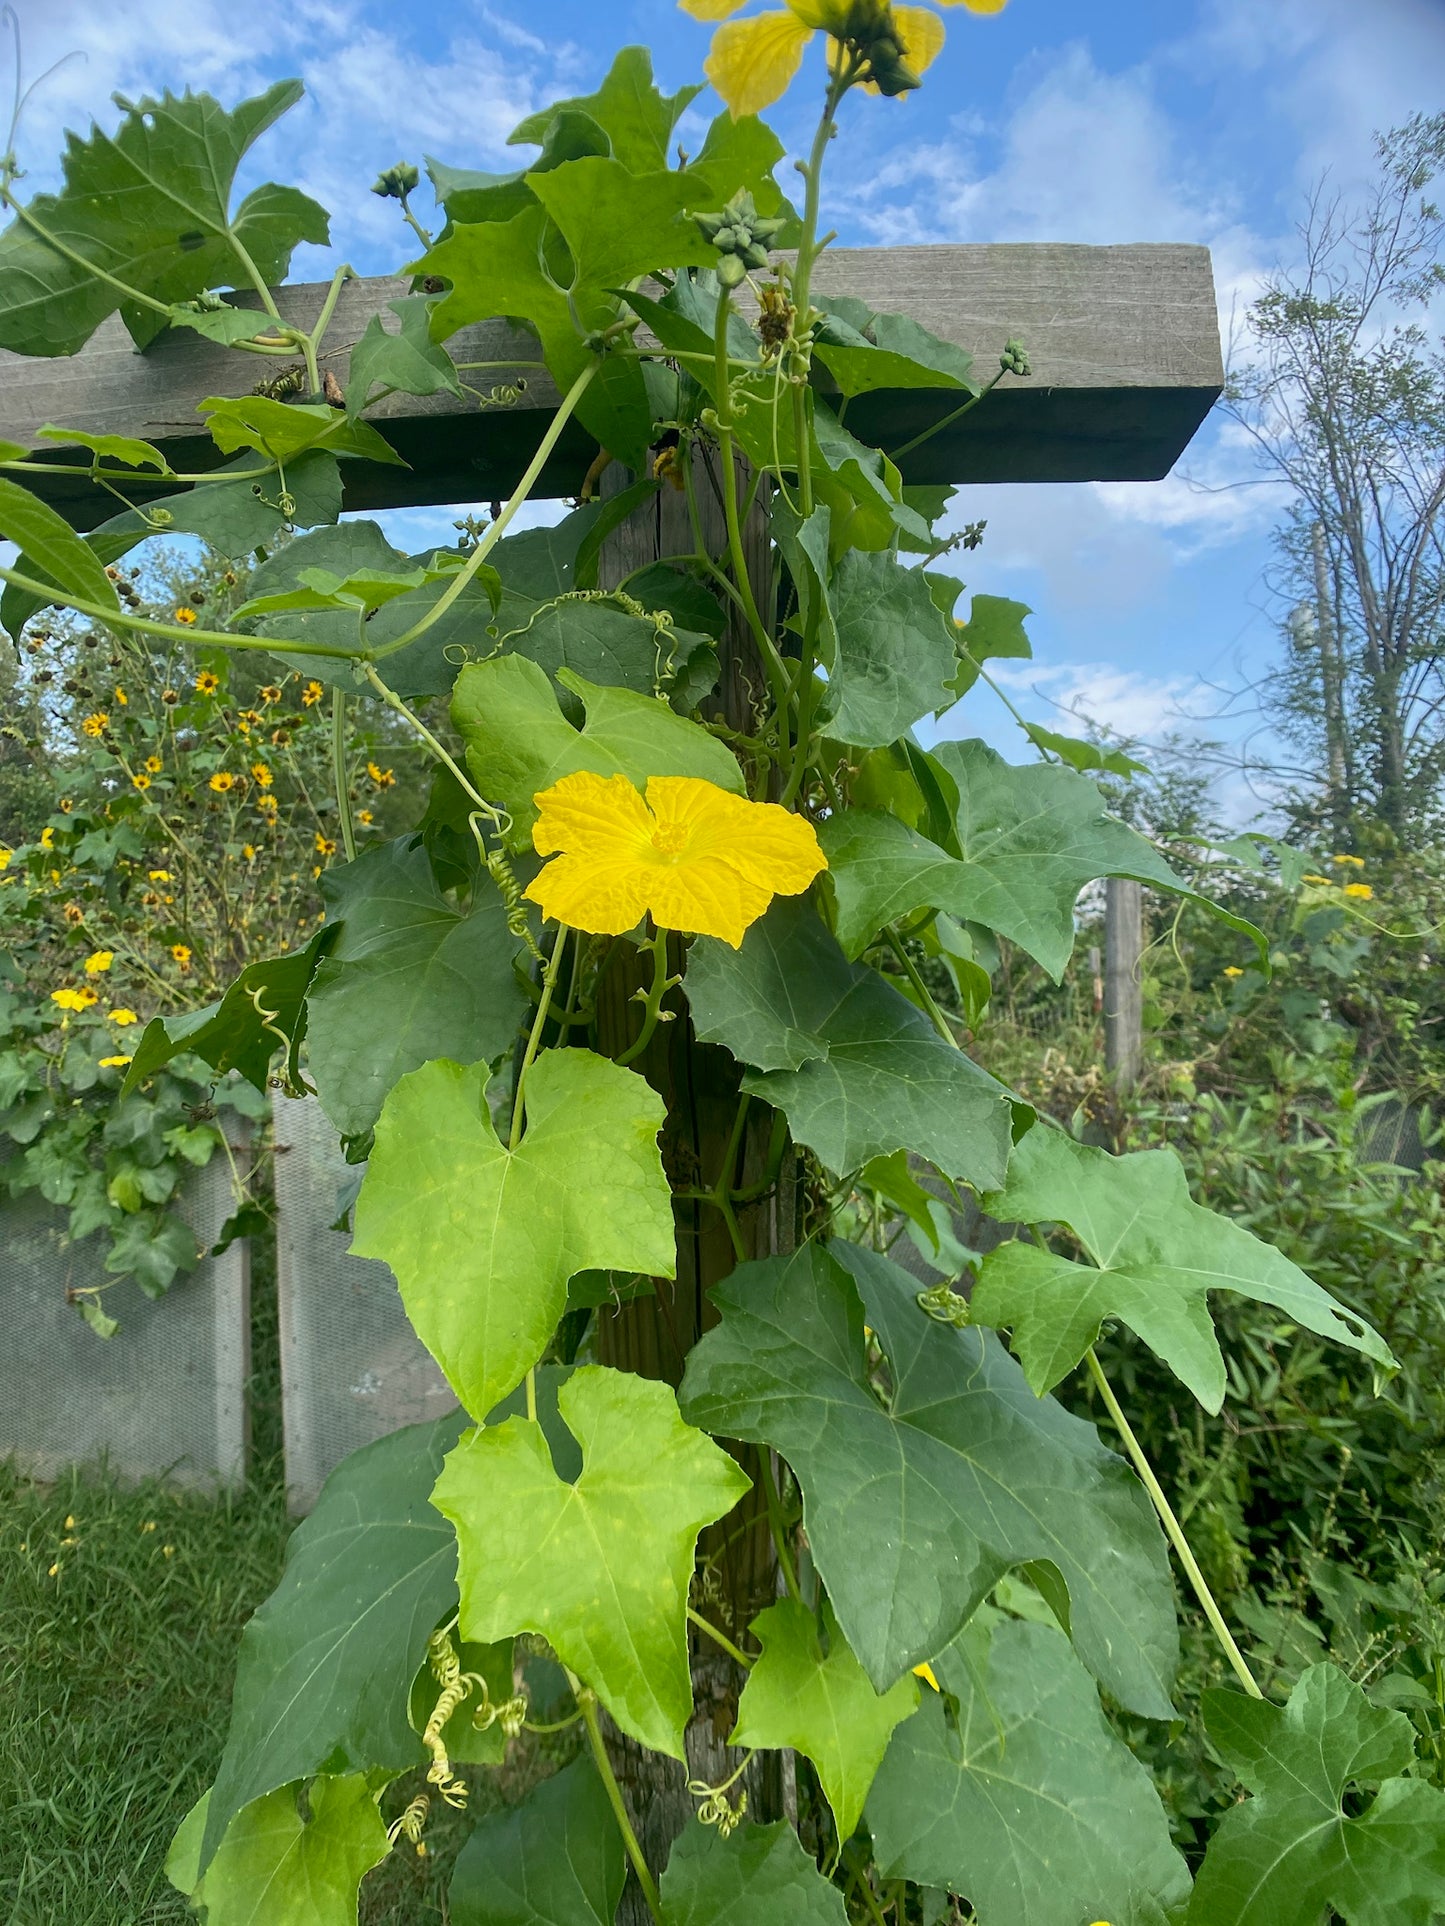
left=1000, top=338, right=1032, bottom=378
left=372, top=161, right=421, bottom=201
left=717, top=253, right=749, bottom=290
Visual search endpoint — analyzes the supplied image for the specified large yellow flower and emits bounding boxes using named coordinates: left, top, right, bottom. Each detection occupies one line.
left=527, top=772, right=826, bottom=948
left=683, top=0, right=1005, bottom=119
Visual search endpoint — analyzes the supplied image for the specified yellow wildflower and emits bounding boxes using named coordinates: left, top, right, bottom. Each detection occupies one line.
left=51, top=986, right=97, bottom=1012
left=1301, top=873, right=1331, bottom=886
left=1222, top=966, right=1244, bottom=979
left=238, top=709, right=263, bottom=728
left=260, top=685, right=283, bottom=706
left=1344, top=882, right=1373, bottom=900
left=80, top=712, right=109, bottom=738
left=99, top=1054, right=132, bottom=1068
left=114, top=686, right=128, bottom=705
left=171, top=944, right=192, bottom=968
left=0, top=848, right=11, bottom=870
left=242, top=844, right=256, bottom=861
left=251, top=762, right=273, bottom=787
left=84, top=951, right=113, bottom=975
left=131, top=773, right=151, bottom=791
left=302, top=680, right=325, bottom=707
left=144, top=757, right=163, bottom=773
left=527, top=772, right=826, bottom=948
left=208, top=772, right=236, bottom=794
left=107, top=1008, right=139, bottom=1026
left=195, top=670, right=219, bottom=695
left=357, top=809, right=374, bottom=826
left=174, top=606, right=198, bottom=625
left=913, top=1661, right=939, bottom=1691
left=315, top=834, right=337, bottom=858
left=258, top=794, right=279, bottom=817
left=148, top=869, right=171, bottom=883
left=1330, top=852, right=1366, bottom=868
left=684, top=0, right=1003, bottom=120
left=367, top=761, right=396, bottom=788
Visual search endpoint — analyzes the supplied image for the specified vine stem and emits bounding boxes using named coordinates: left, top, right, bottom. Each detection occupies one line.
left=375, top=359, right=599, bottom=658
left=330, top=688, right=356, bottom=862
left=0, top=567, right=362, bottom=660
left=509, top=923, right=570, bottom=1152
left=686, top=1604, right=753, bottom=1670
left=757, top=1450, right=803, bottom=1602
left=882, top=927, right=957, bottom=1045
left=360, top=661, right=489, bottom=809
left=615, top=926, right=677, bottom=1067
left=579, top=1687, right=663, bottom=1924
left=1083, top=1346, right=1264, bottom=1700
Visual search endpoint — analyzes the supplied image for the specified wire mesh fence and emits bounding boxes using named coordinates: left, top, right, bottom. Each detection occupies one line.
left=0, top=1144, right=249, bottom=1492
left=271, top=1092, right=455, bottom=1513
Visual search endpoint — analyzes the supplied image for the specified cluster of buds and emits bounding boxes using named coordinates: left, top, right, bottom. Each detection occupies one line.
left=371, top=161, right=420, bottom=202
left=824, top=0, right=926, bottom=97
left=695, top=190, right=786, bottom=289
left=1000, top=337, right=1032, bottom=378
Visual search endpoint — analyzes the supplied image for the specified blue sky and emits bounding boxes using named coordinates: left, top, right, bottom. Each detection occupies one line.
left=11, top=0, right=1445, bottom=819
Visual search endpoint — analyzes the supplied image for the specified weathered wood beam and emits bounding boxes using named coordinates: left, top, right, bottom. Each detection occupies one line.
left=0, top=243, right=1222, bottom=531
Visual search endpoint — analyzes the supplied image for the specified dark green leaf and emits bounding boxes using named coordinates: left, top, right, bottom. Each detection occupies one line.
left=819, top=547, right=960, bottom=747
left=434, top=1366, right=750, bottom=1757
left=659, top=1822, right=848, bottom=1924
left=974, top=1125, right=1392, bottom=1409
left=815, top=297, right=977, bottom=399
left=0, top=82, right=327, bottom=356
left=104, top=1211, right=198, bottom=1296
left=1024, top=723, right=1149, bottom=777
left=0, top=479, right=121, bottom=613
left=948, top=591, right=1032, bottom=697
left=305, top=839, right=528, bottom=1138
left=869, top=1616, right=1189, bottom=1926
left=684, top=897, right=1015, bottom=1186
left=123, top=931, right=329, bottom=1096
left=345, top=296, right=462, bottom=410
left=679, top=1239, right=1178, bottom=1716
left=449, top=1757, right=626, bottom=1926
left=198, top=1408, right=467, bottom=1869
left=1190, top=1663, right=1445, bottom=1925
left=87, top=450, right=343, bottom=569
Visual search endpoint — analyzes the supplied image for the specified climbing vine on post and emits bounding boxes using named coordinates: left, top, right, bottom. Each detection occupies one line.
left=2, top=5, right=1441, bottom=1923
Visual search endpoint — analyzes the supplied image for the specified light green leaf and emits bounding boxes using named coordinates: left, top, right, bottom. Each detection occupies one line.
left=449, top=1757, right=626, bottom=1926
left=346, top=296, right=462, bottom=409
left=0, top=82, right=327, bottom=356
left=821, top=739, right=1259, bottom=979
left=233, top=564, right=434, bottom=620
left=125, top=932, right=328, bottom=1098
left=948, top=592, right=1033, bottom=697
left=1024, top=723, right=1149, bottom=777
left=974, top=1125, right=1393, bottom=1411
left=199, top=396, right=405, bottom=466
left=1190, top=1662, right=1445, bottom=1925
left=173, top=1777, right=388, bottom=1924
left=165, top=299, right=295, bottom=346
left=36, top=424, right=169, bottom=470
left=0, top=478, right=121, bottom=613
left=433, top=1366, right=750, bottom=1757
left=661, top=1823, right=848, bottom=1924
left=453, top=656, right=745, bottom=847
left=684, top=897, right=1015, bottom=1187
left=819, top=548, right=960, bottom=748
left=354, top=1050, right=673, bottom=1417
left=427, top=112, right=612, bottom=227
left=305, top=839, right=529, bottom=1138
left=732, top=1598, right=918, bottom=1841
left=679, top=1240, right=1178, bottom=1718
left=198, top=1409, right=466, bottom=1870
left=815, top=297, right=976, bottom=398
left=869, top=1616, right=1190, bottom=1926
left=509, top=46, right=700, bottom=171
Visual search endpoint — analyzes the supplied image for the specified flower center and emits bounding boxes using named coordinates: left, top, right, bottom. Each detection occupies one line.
left=650, top=821, right=691, bottom=860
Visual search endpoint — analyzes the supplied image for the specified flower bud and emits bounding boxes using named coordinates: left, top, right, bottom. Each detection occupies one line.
left=372, top=161, right=421, bottom=201
left=1000, top=338, right=1032, bottom=378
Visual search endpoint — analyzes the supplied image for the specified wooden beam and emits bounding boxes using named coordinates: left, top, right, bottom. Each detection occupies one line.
left=0, top=243, right=1222, bottom=531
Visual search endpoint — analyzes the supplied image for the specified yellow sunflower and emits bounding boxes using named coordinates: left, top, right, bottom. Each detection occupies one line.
left=682, top=0, right=1005, bottom=119
left=527, top=771, right=826, bottom=948
left=195, top=670, right=220, bottom=696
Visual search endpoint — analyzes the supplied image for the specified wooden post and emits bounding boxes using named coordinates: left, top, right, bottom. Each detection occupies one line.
left=1104, top=879, right=1143, bottom=1089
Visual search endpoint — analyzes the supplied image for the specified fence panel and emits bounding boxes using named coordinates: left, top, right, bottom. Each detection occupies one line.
left=0, top=1146, right=249, bottom=1492
left=272, top=1092, right=454, bottom=1513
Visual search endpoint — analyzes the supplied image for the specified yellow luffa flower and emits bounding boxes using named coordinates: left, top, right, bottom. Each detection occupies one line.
left=1344, top=882, right=1373, bottom=900
left=913, top=1661, right=940, bottom=1691
left=682, top=0, right=1005, bottom=119
left=527, top=771, right=826, bottom=948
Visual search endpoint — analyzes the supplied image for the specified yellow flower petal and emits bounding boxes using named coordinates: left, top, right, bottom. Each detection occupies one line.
left=705, top=10, right=814, bottom=118
left=913, top=1661, right=940, bottom=1691
left=938, top=0, right=1008, bottom=10
left=1344, top=882, right=1373, bottom=899
left=680, top=0, right=749, bottom=16
left=526, top=771, right=826, bottom=946
left=892, top=5, right=947, bottom=73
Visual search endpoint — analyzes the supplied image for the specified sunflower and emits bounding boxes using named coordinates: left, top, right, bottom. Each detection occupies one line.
left=195, top=670, right=220, bottom=696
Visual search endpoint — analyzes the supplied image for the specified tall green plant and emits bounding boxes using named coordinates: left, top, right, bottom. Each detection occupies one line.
left=1, top=13, right=1440, bottom=1922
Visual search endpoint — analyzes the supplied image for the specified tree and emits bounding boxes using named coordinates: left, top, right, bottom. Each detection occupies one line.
left=1230, top=113, right=1445, bottom=847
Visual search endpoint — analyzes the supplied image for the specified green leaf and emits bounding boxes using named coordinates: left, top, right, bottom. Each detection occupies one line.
left=0, top=479, right=121, bottom=613
left=453, top=656, right=745, bottom=847
left=814, top=297, right=977, bottom=399
left=123, top=931, right=328, bottom=1096
left=0, top=82, right=328, bottom=356
left=1024, top=723, right=1149, bottom=777
left=868, top=1616, right=1190, bottom=1926
left=165, top=299, right=295, bottom=346
left=822, top=740, right=1260, bottom=979
left=35, top=424, right=169, bottom=471
left=731, top=1598, right=918, bottom=1841
left=949, top=592, right=1033, bottom=697
left=659, top=1822, right=848, bottom=1924
left=684, top=897, right=1015, bottom=1187
left=353, top=1050, right=673, bottom=1418
left=1190, top=1662, right=1445, bottom=1926
left=433, top=1365, right=750, bottom=1757
left=172, top=1777, right=388, bottom=1924
left=508, top=47, right=702, bottom=174
left=449, top=1757, right=626, bottom=1926
left=818, top=548, right=960, bottom=748
left=679, top=1239, right=1178, bottom=1717
left=305, top=839, right=529, bottom=1138
left=90, top=450, right=343, bottom=562
left=346, top=296, right=462, bottom=410
left=974, top=1126, right=1393, bottom=1410
left=104, top=1211, right=198, bottom=1296
left=427, top=111, right=612, bottom=228
left=232, top=564, right=435, bottom=620
left=199, top=396, right=404, bottom=466
left=199, top=1409, right=467, bottom=1870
